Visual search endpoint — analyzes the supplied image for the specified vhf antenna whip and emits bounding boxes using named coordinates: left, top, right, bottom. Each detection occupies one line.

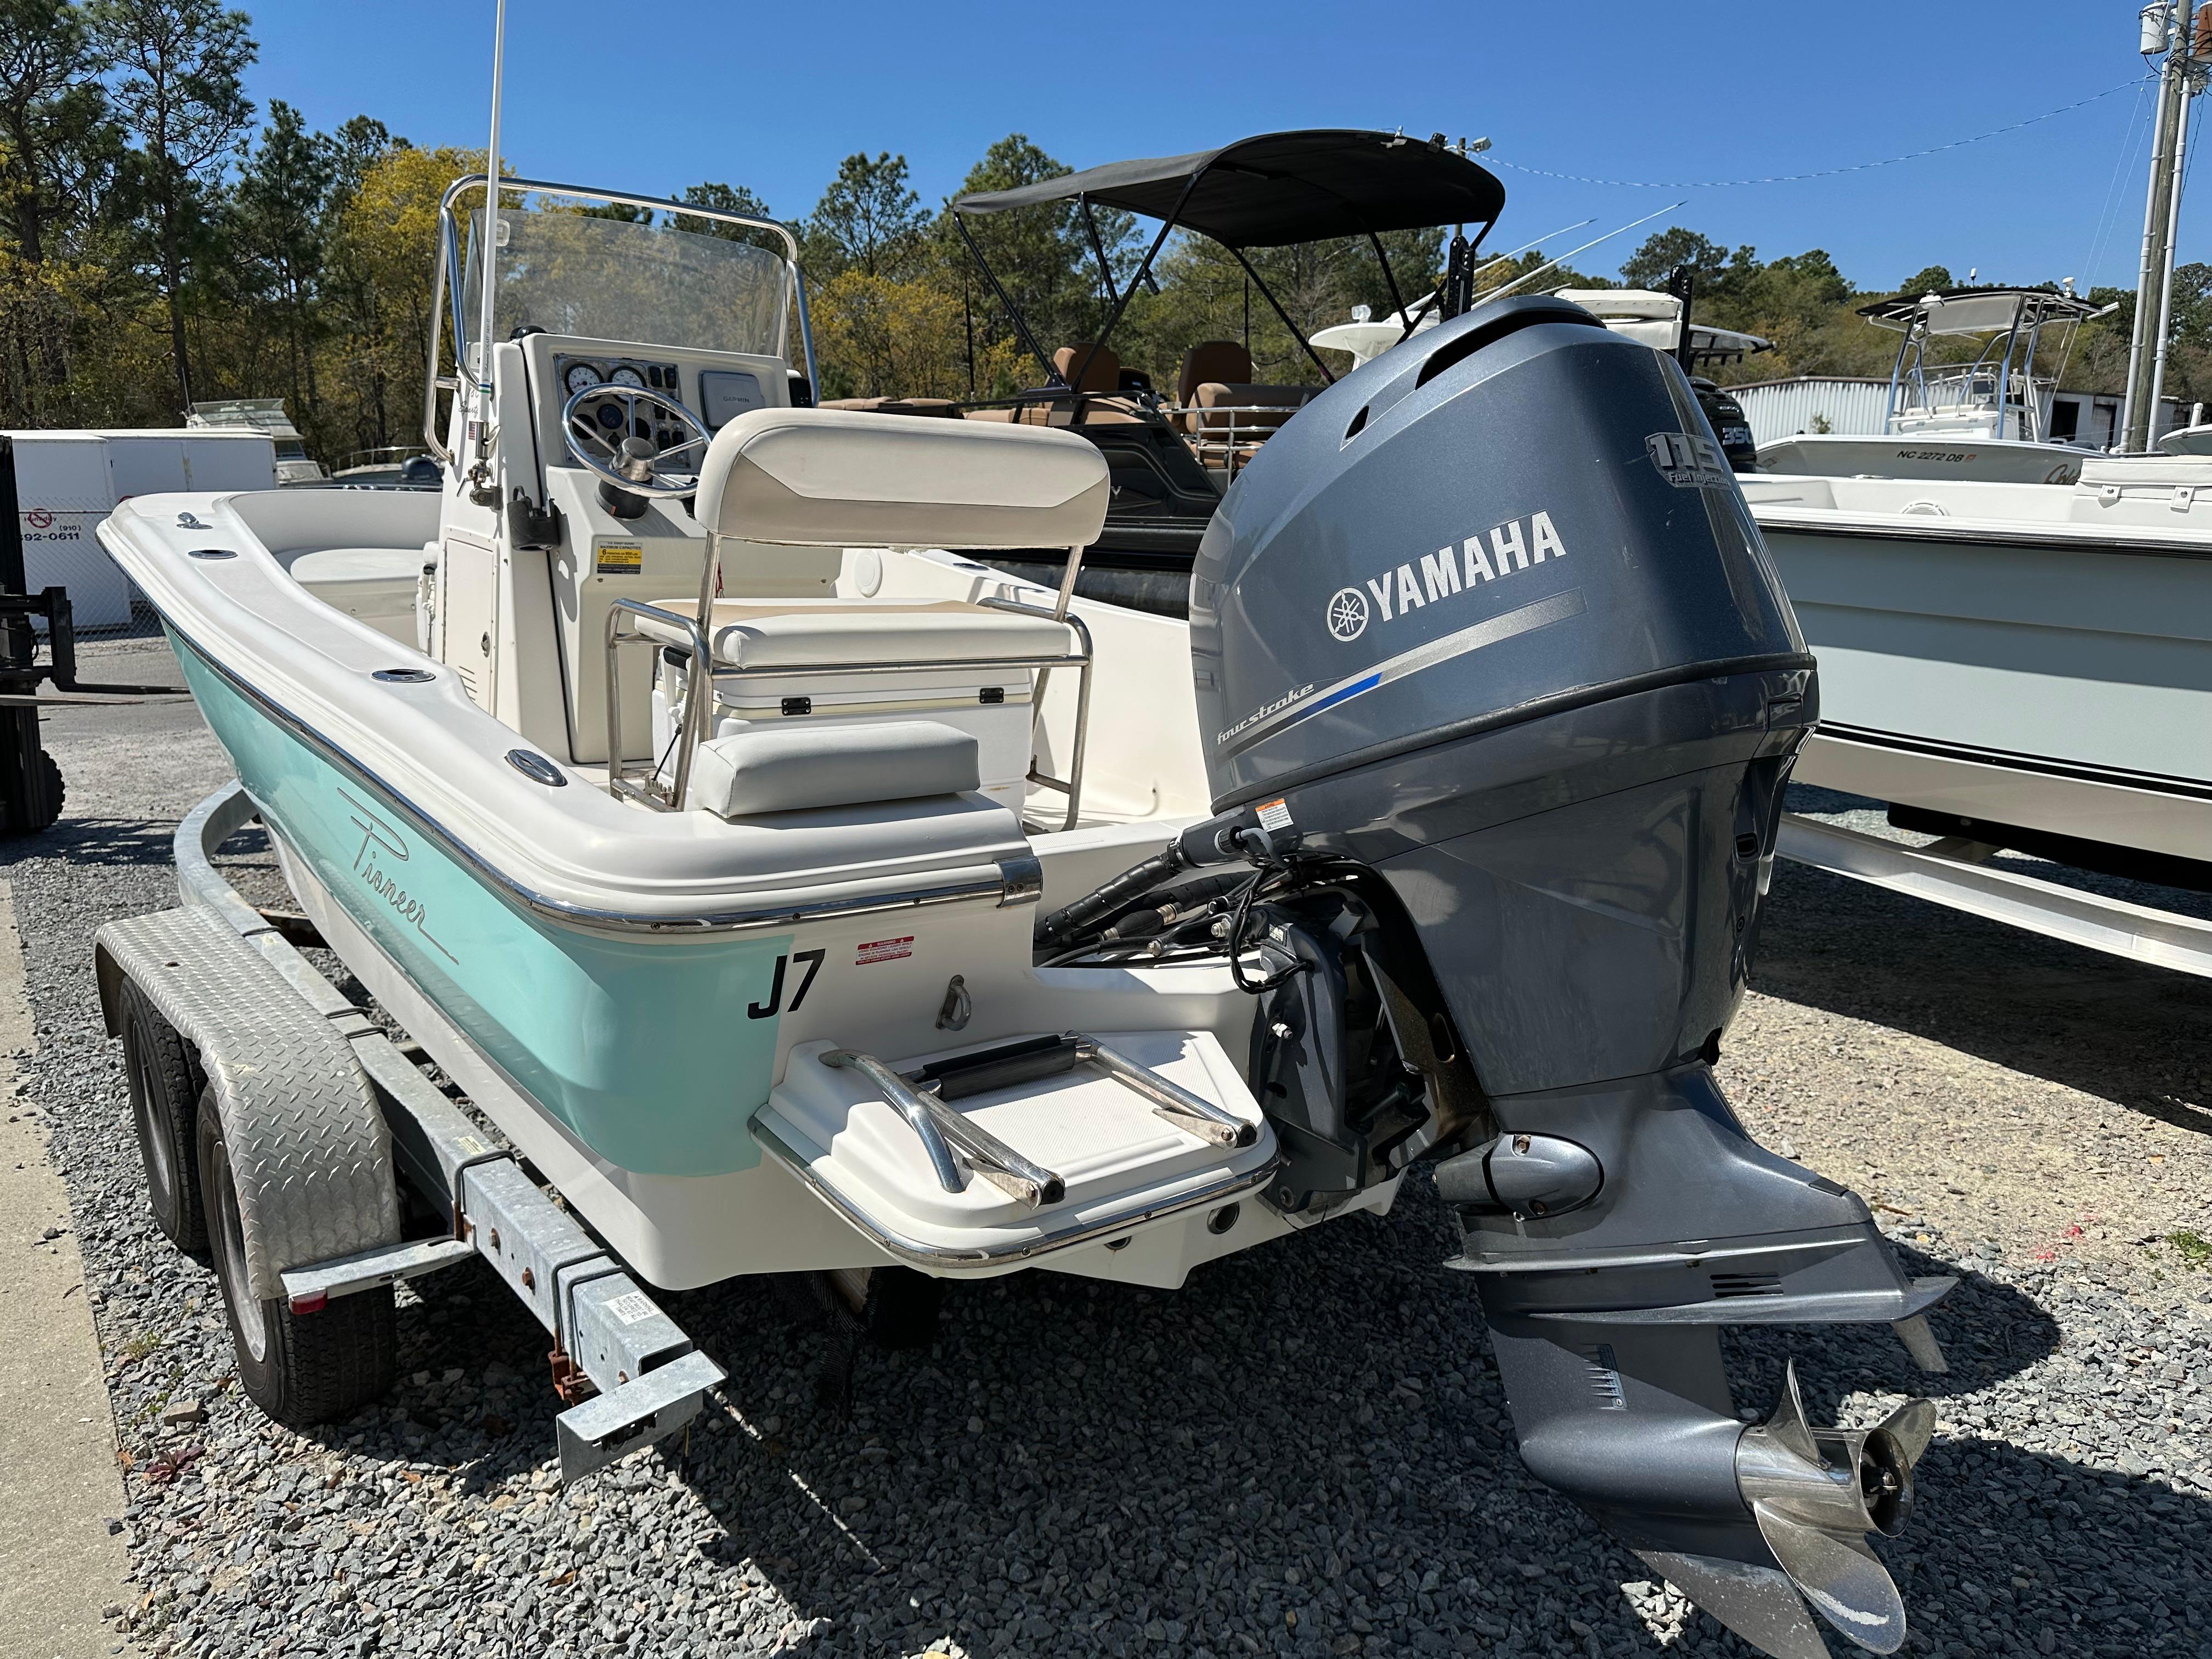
left=467, top=0, right=509, bottom=504
left=1480, top=200, right=1688, bottom=304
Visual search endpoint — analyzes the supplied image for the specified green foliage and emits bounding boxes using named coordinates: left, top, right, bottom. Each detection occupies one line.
left=805, top=150, right=928, bottom=281
left=0, top=0, right=117, bottom=264
left=944, top=134, right=1087, bottom=383
left=0, top=0, right=2190, bottom=463
left=87, top=0, right=256, bottom=404
left=1620, top=228, right=1748, bottom=294
left=673, top=180, right=785, bottom=257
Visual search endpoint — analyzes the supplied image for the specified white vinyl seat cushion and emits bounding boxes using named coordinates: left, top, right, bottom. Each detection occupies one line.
left=282, top=545, right=425, bottom=597
left=2078, top=455, right=2212, bottom=490
left=692, top=407, right=1110, bottom=550
left=687, top=719, right=980, bottom=819
left=696, top=598, right=1075, bottom=671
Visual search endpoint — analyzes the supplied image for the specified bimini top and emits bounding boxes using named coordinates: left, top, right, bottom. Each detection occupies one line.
left=1858, top=286, right=2104, bottom=336
left=951, top=129, right=1505, bottom=249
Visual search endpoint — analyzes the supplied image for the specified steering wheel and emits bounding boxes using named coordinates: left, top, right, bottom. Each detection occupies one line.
left=561, top=384, right=710, bottom=499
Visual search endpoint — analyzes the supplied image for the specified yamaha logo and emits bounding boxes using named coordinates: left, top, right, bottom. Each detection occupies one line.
left=1325, top=588, right=1369, bottom=641
left=1324, top=511, right=1569, bottom=642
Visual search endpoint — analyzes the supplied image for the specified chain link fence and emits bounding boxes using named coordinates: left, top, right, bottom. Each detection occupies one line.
left=8, top=431, right=278, bottom=637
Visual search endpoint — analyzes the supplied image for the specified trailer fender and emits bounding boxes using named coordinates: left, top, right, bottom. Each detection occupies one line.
left=94, top=905, right=400, bottom=1300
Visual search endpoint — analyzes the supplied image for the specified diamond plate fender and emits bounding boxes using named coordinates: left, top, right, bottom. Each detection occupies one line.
left=94, top=905, right=400, bottom=1299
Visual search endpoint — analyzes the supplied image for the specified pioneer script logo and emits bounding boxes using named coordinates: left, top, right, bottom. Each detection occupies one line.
left=337, top=787, right=459, bottom=964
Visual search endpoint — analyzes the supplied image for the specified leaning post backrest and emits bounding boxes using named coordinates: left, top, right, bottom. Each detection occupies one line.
left=618, top=409, right=1116, bottom=823
left=691, top=407, right=1110, bottom=555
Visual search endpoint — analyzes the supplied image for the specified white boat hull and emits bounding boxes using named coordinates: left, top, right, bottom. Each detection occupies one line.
left=1756, top=432, right=2089, bottom=485
left=1748, top=475, right=2212, bottom=862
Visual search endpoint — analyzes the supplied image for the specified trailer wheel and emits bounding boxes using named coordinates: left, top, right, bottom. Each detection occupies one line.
left=198, top=1094, right=396, bottom=1425
left=119, top=978, right=206, bottom=1252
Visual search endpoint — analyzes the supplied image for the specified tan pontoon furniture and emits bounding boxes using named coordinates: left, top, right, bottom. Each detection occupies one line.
left=960, top=345, right=1148, bottom=428
left=1173, top=340, right=1317, bottom=475
left=815, top=396, right=961, bottom=418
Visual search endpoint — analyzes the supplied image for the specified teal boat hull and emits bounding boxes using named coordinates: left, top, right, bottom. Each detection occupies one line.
left=170, top=629, right=791, bottom=1178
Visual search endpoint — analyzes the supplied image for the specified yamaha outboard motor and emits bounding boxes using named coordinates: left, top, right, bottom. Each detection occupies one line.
left=1043, top=296, right=1953, bottom=1659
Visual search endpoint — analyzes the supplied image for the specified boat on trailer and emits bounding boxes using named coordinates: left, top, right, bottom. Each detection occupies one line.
left=1739, top=286, right=2212, bottom=955
left=95, top=160, right=1954, bottom=1659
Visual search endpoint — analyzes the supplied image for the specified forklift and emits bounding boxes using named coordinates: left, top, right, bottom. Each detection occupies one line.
left=0, top=434, right=180, bottom=833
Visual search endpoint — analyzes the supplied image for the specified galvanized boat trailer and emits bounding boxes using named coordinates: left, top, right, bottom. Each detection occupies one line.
left=94, top=783, right=725, bottom=1482
left=1779, top=812, right=2212, bottom=979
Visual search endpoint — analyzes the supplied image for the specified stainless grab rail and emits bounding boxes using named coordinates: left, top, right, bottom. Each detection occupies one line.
left=822, top=1048, right=1066, bottom=1209
left=981, top=596, right=1093, bottom=833
left=1070, top=1034, right=1259, bottom=1149
left=603, top=598, right=715, bottom=810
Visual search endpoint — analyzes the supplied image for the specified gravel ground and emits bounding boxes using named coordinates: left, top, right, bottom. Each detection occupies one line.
left=10, top=638, right=2211, bottom=1659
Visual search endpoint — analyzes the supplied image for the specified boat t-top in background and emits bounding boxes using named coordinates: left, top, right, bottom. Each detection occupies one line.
left=1756, top=286, right=2113, bottom=483
left=1739, top=4, right=2212, bottom=974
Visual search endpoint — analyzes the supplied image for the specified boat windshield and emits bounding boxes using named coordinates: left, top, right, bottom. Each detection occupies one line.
left=462, top=204, right=791, bottom=360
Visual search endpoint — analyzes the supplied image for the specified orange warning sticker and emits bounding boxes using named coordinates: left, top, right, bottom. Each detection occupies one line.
left=855, top=935, right=913, bottom=966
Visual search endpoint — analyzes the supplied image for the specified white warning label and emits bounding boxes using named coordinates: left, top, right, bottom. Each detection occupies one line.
left=603, top=1290, right=656, bottom=1325
left=1256, top=798, right=1294, bottom=833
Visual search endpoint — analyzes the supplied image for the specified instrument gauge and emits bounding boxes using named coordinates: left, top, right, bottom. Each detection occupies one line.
left=563, top=363, right=602, bottom=397
left=610, top=365, right=647, bottom=389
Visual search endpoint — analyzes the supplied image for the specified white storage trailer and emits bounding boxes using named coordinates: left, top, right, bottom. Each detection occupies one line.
left=4, top=429, right=276, bottom=628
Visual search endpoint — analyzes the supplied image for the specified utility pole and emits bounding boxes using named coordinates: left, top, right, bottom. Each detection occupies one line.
left=2124, top=1, right=2207, bottom=452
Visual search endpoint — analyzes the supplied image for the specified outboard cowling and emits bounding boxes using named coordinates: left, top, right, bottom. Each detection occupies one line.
left=1184, top=296, right=1954, bottom=1658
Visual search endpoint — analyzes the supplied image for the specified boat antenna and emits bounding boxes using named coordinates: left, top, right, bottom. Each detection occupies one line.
left=469, top=0, right=510, bottom=493
left=1479, top=200, right=1688, bottom=303
left=1401, top=219, right=1596, bottom=335
left=1464, top=217, right=1596, bottom=285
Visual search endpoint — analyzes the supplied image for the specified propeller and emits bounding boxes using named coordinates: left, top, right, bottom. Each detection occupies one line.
left=1644, top=1363, right=1936, bottom=1657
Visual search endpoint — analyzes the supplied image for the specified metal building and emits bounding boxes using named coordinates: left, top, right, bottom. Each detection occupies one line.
left=1731, top=375, right=2183, bottom=451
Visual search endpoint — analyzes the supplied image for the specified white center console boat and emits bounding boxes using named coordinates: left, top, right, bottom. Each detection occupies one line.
left=1745, top=458, right=2212, bottom=879
left=1742, top=287, right=2212, bottom=925
left=94, top=168, right=1951, bottom=1659
left=1756, top=286, right=2108, bottom=485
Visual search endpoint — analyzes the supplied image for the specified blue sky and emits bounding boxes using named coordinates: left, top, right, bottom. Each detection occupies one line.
left=248, top=1, right=2181, bottom=294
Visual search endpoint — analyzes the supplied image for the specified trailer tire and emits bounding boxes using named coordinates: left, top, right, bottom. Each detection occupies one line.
left=119, top=978, right=206, bottom=1254
left=199, top=1095, right=396, bottom=1425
